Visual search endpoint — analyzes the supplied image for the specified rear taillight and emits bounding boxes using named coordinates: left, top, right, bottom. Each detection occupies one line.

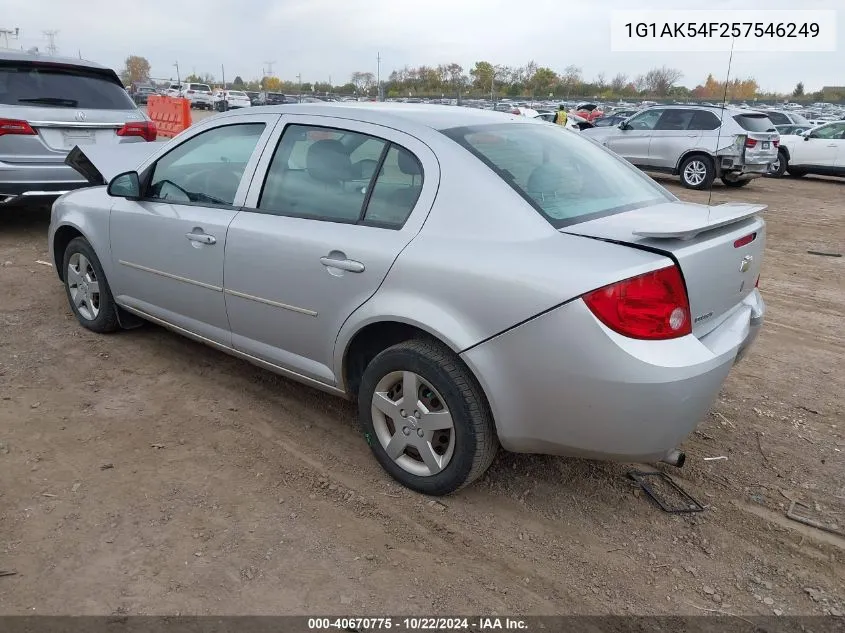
left=117, top=120, right=157, bottom=142
left=582, top=266, right=692, bottom=340
left=745, top=138, right=758, bottom=148
left=0, top=118, right=36, bottom=137
left=772, top=139, right=779, bottom=147
left=511, top=109, right=520, bottom=115
left=734, top=232, right=757, bottom=248
left=755, top=275, right=760, bottom=288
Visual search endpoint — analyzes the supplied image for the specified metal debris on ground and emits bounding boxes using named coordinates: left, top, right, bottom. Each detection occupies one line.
left=628, top=470, right=705, bottom=514
left=34, top=260, right=53, bottom=267
left=806, top=250, right=842, bottom=257
left=0, top=570, right=17, bottom=577
left=703, top=456, right=728, bottom=461
left=786, top=500, right=845, bottom=537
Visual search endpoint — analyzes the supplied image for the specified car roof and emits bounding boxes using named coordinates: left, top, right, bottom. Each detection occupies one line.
left=215, top=102, right=531, bottom=131
left=642, top=104, right=764, bottom=116
left=0, top=49, right=112, bottom=71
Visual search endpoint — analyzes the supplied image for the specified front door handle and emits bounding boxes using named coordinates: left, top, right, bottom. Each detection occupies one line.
left=185, top=232, right=216, bottom=245
left=320, top=255, right=365, bottom=273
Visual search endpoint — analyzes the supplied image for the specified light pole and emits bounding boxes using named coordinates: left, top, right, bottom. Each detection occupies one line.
left=174, top=62, right=180, bottom=85
left=376, top=52, right=381, bottom=102
left=297, top=73, right=302, bottom=102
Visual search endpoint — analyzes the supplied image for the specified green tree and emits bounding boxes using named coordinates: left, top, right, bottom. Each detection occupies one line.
left=120, top=55, right=151, bottom=86
left=529, top=67, right=559, bottom=98
left=470, top=61, right=495, bottom=92
left=793, top=81, right=805, bottom=97
left=232, top=76, right=244, bottom=88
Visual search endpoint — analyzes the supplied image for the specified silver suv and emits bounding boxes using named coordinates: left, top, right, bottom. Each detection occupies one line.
left=583, top=105, right=779, bottom=189
left=1, top=50, right=156, bottom=207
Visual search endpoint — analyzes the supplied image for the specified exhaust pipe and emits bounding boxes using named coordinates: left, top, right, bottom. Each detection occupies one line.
left=661, top=449, right=686, bottom=468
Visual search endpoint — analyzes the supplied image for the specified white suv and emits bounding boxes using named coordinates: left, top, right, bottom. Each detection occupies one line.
left=181, top=83, right=214, bottom=110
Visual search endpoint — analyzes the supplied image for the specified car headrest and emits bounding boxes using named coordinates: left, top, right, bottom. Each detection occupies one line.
left=307, top=140, right=352, bottom=183
left=527, top=163, right=564, bottom=194
left=397, top=150, right=421, bottom=176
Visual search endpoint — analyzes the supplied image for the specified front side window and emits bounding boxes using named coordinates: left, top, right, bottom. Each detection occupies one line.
left=147, top=123, right=265, bottom=206
left=257, top=124, right=424, bottom=228
left=810, top=122, right=845, bottom=140
left=443, top=123, right=672, bottom=228
left=626, top=109, right=663, bottom=130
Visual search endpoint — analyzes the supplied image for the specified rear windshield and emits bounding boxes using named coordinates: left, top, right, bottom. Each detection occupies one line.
left=733, top=114, right=776, bottom=132
left=229, top=91, right=246, bottom=96
left=0, top=62, right=136, bottom=110
left=442, top=123, right=672, bottom=228
left=189, top=84, right=211, bottom=91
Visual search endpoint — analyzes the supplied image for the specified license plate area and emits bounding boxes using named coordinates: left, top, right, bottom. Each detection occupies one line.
left=761, top=141, right=770, bottom=149
left=62, top=129, right=96, bottom=149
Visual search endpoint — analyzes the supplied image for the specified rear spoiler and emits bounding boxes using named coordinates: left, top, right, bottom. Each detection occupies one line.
left=632, top=203, right=767, bottom=240
left=64, top=141, right=167, bottom=186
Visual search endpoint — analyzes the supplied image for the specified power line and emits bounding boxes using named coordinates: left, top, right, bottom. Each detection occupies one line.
left=0, top=27, right=20, bottom=49
left=43, top=30, right=58, bottom=56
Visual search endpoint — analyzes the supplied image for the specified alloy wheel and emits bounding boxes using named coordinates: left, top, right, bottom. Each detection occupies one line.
left=67, top=252, right=101, bottom=321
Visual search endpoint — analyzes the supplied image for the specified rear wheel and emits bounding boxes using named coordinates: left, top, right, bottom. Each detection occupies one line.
left=679, top=155, right=715, bottom=190
left=62, top=237, right=120, bottom=334
left=768, top=150, right=787, bottom=178
left=358, top=339, right=498, bottom=495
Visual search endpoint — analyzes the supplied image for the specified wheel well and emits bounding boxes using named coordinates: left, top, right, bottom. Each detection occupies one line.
left=52, top=226, right=84, bottom=281
left=343, top=321, right=447, bottom=397
left=675, top=151, right=714, bottom=175
left=779, top=145, right=790, bottom=162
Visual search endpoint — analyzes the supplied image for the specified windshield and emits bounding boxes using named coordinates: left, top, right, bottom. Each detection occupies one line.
left=0, top=62, right=136, bottom=109
left=442, top=122, right=672, bottom=228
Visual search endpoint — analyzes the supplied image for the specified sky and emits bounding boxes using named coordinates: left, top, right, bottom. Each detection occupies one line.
left=2, top=0, right=842, bottom=94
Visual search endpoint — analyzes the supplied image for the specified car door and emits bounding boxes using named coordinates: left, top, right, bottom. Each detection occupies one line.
left=108, top=114, right=279, bottom=345
left=223, top=117, right=438, bottom=385
left=645, top=108, right=698, bottom=169
left=605, top=109, right=663, bottom=165
left=791, top=122, right=845, bottom=168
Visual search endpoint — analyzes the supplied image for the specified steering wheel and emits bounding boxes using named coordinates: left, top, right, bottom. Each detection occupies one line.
left=184, top=164, right=243, bottom=203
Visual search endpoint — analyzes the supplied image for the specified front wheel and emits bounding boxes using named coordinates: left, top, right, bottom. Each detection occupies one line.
left=358, top=339, right=498, bottom=495
left=721, top=176, right=752, bottom=188
left=62, top=237, right=120, bottom=333
left=679, top=155, right=715, bottom=190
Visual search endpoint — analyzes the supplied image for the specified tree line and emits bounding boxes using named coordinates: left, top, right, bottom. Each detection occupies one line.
left=120, top=55, right=838, bottom=102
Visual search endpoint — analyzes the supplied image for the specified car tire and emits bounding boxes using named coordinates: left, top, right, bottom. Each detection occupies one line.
left=358, top=338, right=498, bottom=496
left=787, top=167, right=807, bottom=178
left=768, top=150, right=787, bottom=178
left=721, top=176, right=751, bottom=188
left=62, top=237, right=120, bottom=334
left=679, top=154, right=715, bottom=190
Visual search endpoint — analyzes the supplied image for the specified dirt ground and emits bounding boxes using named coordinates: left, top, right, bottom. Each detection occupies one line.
left=0, top=171, right=843, bottom=617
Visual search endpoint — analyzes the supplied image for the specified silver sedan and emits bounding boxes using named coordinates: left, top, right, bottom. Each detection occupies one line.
left=48, top=104, right=766, bottom=495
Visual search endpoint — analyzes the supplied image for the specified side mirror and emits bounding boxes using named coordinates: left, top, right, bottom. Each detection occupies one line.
left=107, top=171, right=141, bottom=199
left=618, top=122, right=630, bottom=130
left=803, top=134, right=812, bottom=141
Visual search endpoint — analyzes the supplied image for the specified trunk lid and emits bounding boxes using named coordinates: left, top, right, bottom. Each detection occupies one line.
left=65, top=141, right=167, bottom=185
left=563, top=201, right=766, bottom=337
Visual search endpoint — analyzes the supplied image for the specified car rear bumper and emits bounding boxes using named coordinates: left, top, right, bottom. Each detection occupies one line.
left=461, top=290, right=765, bottom=462
left=0, top=179, right=89, bottom=205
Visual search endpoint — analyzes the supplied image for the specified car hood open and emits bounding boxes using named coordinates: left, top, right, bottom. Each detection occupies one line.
left=65, top=141, right=167, bottom=186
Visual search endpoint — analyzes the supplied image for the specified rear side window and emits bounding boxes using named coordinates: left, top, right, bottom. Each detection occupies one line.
left=257, top=124, right=423, bottom=228
left=443, top=123, right=671, bottom=228
left=0, top=62, right=136, bottom=109
left=688, top=110, right=722, bottom=130
left=654, top=109, right=695, bottom=131
left=734, top=114, right=776, bottom=132
left=764, top=111, right=790, bottom=126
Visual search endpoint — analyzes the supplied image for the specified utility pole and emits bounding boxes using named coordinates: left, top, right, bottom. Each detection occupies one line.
left=221, top=64, right=226, bottom=89
left=296, top=73, right=302, bottom=102
left=263, top=61, right=276, bottom=76
left=43, top=30, right=58, bottom=56
left=376, top=52, right=381, bottom=101
left=174, top=61, right=180, bottom=85
left=0, top=27, right=20, bottom=49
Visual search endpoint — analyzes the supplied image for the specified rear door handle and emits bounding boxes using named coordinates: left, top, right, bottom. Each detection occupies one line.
left=320, top=256, right=365, bottom=273
left=185, top=232, right=216, bottom=245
